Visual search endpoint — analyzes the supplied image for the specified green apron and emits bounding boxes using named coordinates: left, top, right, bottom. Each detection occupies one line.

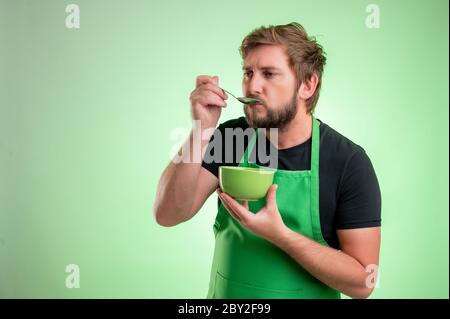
left=207, top=115, right=340, bottom=299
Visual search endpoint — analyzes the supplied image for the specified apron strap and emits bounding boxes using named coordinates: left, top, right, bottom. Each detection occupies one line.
left=310, top=114, right=326, bottom=244
left=310, top=115, right=320, bottom=175
left=241, top=128, right=258, bottom=164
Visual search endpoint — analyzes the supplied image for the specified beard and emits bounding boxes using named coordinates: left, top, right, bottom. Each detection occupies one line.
left=244, top=93, right=298, bottom=130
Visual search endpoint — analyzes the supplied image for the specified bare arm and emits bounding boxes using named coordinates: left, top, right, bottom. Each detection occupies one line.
left=273, top=226, right=381, bottom=299
left=153, top=75, right=227, bottom=227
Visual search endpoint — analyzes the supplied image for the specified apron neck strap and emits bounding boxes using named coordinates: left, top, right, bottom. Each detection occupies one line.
left=243, top=129, right=258, bottom=163
left=310, top=114, right=320, bottom=175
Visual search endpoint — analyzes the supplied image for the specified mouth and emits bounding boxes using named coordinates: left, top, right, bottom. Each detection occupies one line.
left=248, top=102, right=264, bottom=108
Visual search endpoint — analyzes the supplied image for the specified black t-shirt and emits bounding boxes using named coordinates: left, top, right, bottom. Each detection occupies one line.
left=201, top=116, right=382, bottom=249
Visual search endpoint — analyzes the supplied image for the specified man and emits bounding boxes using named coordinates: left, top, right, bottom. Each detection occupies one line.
left=153, top=23, right=381, bottom=299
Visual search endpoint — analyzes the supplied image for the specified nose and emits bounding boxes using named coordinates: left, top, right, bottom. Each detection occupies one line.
left=244, top=73, right=263, bottom=97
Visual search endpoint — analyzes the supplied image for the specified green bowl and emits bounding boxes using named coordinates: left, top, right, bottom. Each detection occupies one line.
left=219, top=166, right=275, bottom=201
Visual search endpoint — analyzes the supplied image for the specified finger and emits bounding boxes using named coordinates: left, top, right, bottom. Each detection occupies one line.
left=191, top=88, right=224, bottom=103
left=265, top=184, right=278, bottom=208
left=197, top=83, right=228, bottom=100
left=221, top=192, right=253, bottom=223
left=242, top=200, right=249, bottom=210
left=218, top=192, right=239, bottom=218
left=197, top=92, right=227, bottom=107
left=218, top=194, right=241, bottom=222
left=196, top=75, right=216, bottom=87
left=210, top=76, right=229, bottom=100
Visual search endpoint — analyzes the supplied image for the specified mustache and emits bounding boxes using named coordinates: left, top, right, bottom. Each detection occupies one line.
left=245, top=95, right=267, bottom=106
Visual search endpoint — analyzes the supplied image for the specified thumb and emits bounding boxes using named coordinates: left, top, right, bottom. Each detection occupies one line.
left=212, top=75, right=219, bottom=85
left=266, top=184, right=278, bottom=206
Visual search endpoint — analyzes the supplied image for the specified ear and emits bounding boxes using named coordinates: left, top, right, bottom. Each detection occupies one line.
left=298, top=73, right=319, bottom=100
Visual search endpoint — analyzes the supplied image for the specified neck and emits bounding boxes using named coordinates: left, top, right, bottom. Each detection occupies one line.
left=266, top=110, right=313, bottom=150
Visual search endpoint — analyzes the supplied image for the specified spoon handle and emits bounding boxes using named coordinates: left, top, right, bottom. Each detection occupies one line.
left=222, top=88, right=238, bottom=100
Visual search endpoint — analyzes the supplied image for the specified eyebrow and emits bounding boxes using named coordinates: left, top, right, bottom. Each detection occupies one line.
left=242, top=66, right=281, bottom=72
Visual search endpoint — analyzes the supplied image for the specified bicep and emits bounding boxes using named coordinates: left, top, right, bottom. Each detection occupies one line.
left=190, top=167, right=219, bottom=216
left=337, top=227, right=381, bottom=268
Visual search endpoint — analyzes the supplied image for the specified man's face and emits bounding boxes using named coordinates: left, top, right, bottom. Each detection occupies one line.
left=242, top=44, right=298, bottom=129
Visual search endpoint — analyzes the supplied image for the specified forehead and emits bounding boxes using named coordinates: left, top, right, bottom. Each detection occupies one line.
left=243, top=44, right=291, bottom=70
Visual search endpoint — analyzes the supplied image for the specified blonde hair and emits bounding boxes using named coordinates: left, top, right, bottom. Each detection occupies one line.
left=240, top=22, right=326, bottom=113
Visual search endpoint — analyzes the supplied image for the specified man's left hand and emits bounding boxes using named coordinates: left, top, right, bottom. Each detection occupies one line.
left=217, top=184, right=289, bottom=244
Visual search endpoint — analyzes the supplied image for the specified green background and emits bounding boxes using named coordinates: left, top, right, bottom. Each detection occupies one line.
left=0, top=0, right=448, bottom=298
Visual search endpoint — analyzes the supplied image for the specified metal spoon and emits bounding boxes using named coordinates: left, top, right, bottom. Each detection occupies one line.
left=222, top=89, right=261, bottom=105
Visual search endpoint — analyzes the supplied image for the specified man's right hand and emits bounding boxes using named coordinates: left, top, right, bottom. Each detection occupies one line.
left=190, top=75, right=228, bottom=129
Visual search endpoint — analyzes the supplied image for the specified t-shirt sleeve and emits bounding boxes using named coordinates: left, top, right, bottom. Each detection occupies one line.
left=201, top=126, right=222, bottom=178
left=335, top=149, right=382, bottom=229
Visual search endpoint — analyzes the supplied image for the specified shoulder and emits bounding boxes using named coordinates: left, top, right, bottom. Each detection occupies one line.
left=318, top=120, right=370, bottom=175
left=319, top=120, right=366, bottom=157
left=319, top=120, right=379, bottom=191
left=318, top=120, right=377, bottom=183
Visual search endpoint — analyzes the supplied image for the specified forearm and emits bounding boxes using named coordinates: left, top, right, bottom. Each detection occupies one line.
left=153, top=126, right=212, bottom=226
left=272, top=228, right=374, bottom=299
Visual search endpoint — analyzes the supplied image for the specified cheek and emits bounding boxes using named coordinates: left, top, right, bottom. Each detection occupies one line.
left=267, top=88, right=289, bottom=105
left=275, top=82, right=296, bottom=102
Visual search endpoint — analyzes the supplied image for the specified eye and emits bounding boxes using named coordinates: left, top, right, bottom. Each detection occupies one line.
left=243, top=71, right=253, bottom=79
left=263, top=71, right=275, bottom=78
